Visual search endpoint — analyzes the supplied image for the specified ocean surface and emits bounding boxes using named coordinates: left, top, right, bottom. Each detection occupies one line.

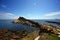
left=0, top=19, right=60, bottom=31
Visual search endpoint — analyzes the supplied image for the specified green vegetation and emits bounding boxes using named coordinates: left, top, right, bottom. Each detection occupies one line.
left=48, top=34, right=60, bottom=40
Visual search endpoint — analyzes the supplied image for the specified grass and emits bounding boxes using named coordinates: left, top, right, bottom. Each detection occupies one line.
left=48, top=34, right=60, bottom=40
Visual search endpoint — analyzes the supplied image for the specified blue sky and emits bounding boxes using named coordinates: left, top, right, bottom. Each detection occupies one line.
left=0, top=0, right=60, bottom=19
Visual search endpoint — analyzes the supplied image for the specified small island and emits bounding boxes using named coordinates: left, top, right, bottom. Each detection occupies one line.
left=46, top=21, right=60, bottom=25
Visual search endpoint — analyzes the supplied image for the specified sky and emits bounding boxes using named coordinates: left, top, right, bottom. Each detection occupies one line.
left=0, top=0, right=60, bottom=19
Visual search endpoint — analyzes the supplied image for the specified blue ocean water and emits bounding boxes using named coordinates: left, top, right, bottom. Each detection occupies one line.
left=0, top=20, right=39, bottom=32
left=34, top=19, right=60, bottom=27
left=0, top=19, right=60, bottom=31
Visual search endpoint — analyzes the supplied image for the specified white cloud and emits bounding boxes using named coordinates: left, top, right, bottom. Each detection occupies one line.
left=25, top=13, right=40, bottom=19
left=0, top=12, right=19, bottom=19
left=45, top=11, right=60, bottom=16
left=1, top=5, right=7, bottom=8
left=1, top=5, right=10, bottom=9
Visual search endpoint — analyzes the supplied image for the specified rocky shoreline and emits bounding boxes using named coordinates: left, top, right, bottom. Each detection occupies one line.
left=0, top=29, right=39, bottom=40
left=13, top=17, right=60, bottom=36
left=0, top=17, right=60, bottom=40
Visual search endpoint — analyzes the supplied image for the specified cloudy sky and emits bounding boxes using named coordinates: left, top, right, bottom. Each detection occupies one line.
left=0, top=0, right=60, bottom=19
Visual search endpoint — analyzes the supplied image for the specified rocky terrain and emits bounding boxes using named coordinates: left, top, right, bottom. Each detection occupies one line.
left=0, top=17, right=60, bottom=40
left=13, top=17, right=60, bottom=35
left=0, top=29, right=39, bottom=40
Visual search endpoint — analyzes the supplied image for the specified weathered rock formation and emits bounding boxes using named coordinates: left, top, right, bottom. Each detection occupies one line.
left=0, top=29, right=39, bottom=40
left=13, top=17, right=60, bottom=37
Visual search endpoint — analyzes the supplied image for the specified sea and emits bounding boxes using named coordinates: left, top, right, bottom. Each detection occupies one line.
left=0, top=19, right=60, bottom=32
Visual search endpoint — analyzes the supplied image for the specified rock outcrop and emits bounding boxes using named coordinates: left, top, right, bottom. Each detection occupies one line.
left=12, top=17, right=60, bottom=37
left=0, top=29, right=39, bottom=40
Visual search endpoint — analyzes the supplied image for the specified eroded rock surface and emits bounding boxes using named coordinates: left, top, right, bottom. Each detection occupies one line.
left=13, top=17, right=60, bottom=36
left=0, top=29, right=39, bottom=40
